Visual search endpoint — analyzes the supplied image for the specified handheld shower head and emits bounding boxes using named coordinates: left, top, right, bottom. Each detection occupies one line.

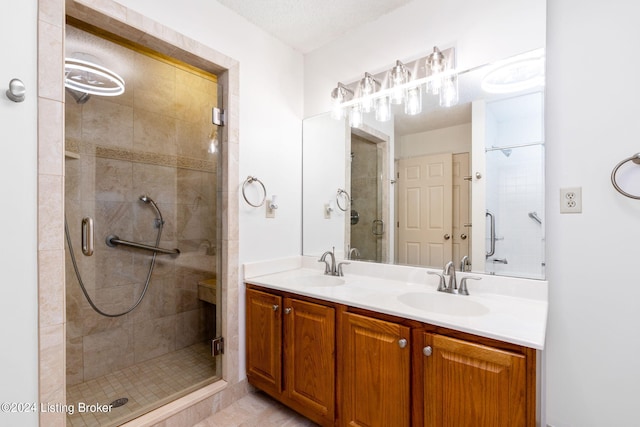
left=138, top=195, right=164, bottom=226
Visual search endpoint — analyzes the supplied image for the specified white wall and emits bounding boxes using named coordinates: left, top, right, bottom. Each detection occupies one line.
left=0, top=0, right=39, bottom=425
left=111, top=0, right=305, bottom=381
left=545, top=1, right=640, bottom=425
left=397, top=123, right=471, bottom=158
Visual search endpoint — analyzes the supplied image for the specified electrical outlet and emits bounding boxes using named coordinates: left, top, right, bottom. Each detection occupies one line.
left=560, top=187, right=582, bottom=213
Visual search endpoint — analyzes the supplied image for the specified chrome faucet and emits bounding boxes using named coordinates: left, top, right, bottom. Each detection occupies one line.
left=443, top=261, right=457, bottom=293
left=348, top=247, right=361, bottom=260
left=319, top=249, right=335, bottom=275
left=318, top=247, right=349, bottom=276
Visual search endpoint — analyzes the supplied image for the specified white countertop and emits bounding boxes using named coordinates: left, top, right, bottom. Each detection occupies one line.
left=244, top=256, right=548, bottom=350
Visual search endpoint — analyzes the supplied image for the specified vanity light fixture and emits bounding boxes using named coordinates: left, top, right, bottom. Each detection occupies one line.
left=425, top=46, right=446, bottom=95
left=65, top=54, right=125, bottom=96
left=358, top=72, right=380, bottom=113
left=331, top=82, right=354, bottom=119
left=329, top=46, right=458, bottom=127
left=389, top=60, right=410, bottom=104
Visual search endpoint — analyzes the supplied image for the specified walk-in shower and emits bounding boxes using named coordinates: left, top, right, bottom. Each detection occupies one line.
left=64, top=23, right=221, bottom=426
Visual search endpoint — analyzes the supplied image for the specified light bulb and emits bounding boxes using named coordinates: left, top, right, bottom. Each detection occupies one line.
left=439, top=75, right=458, bottom=107
left=359, top=73, right=378, bottom=113
left=404, top=86, right=422, bottom=115
left=375, top=96, right=391, bottom=122
left=390, top=60, right=410, bottom=105
left=350, top=105, right=363, bottom=128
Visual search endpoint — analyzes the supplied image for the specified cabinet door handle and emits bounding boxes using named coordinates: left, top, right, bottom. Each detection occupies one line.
left=284, top=307, right=292, bottom=314
left=423, top=346, right=433, bottom=357
left=272, top=304, right=279, bottom=312
left=398, top=338, right=408, bottom=349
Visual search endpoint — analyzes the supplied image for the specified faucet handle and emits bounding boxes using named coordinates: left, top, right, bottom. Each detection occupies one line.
left=459, top=276, right=481, bottom=296
left=318, top=256, right=331, bottom=274
left=428, top=271, right=447, bottom=292
left=337, top=262, right=350, bottom=277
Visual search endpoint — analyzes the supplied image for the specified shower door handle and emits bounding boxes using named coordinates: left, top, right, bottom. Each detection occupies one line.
left=81, top=217, right=94, bottom=256
left=372, top=219, right=384, bottom=236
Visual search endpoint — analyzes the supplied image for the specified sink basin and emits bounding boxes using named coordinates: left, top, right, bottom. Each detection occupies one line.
left=397, top=292, right=489, bottom=316
left=280, top=274, right=345, bottom=287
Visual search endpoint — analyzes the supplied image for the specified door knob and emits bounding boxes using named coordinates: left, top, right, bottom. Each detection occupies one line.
left=398, top=338, right=408, bottom=349
left=6, top=78, right=25, bottom=103
left=423, top=346, right=433, bottom=357
left=460, top=233, right=467, bottom=240
left=272, top=304, right=279, bottom=312
left=443, top=234, right=451, bottom=240
left=284, top=307, right=292, bottom=314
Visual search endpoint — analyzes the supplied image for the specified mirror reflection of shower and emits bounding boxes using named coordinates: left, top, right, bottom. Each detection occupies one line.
left=483, top=91, right=545, bottom=279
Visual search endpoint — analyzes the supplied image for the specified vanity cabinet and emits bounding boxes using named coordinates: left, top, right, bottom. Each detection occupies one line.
left=341, top=312, right=411, bottom=427
left=414, top=331, right=534, bottom=427
left=246, top=285, right=537, bottom=427
left=245, top=287, right=335, bottom=426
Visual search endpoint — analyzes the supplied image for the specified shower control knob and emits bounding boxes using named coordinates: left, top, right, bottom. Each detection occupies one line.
left=6, top=78, right=26, bottom=102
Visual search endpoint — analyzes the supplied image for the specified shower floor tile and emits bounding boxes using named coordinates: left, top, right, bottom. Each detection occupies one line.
left=67, top=341, right=217, bottom=427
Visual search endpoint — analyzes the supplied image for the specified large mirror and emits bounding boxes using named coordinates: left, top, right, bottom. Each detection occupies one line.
left=302, top=49, right=545, bottom=279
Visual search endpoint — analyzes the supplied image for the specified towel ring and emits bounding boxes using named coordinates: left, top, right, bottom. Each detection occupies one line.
left=336, top=188, right=351, bottom=212
left=611, top=153, right=640, bottom=200
left=242, top=176, right=267, bottom=207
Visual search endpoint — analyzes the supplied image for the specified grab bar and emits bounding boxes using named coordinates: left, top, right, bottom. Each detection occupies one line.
left=528, top=211, right=542, bottom=225
left=486, top=210, right=496, bottom=258
left=106, top=235, right=180, bottom=255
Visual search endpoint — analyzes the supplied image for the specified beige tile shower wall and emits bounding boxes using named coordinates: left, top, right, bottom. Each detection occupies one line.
left=64, top=26, right=219, bottom=385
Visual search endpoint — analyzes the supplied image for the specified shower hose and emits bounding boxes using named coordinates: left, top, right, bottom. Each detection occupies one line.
left=64, top=201, right=163, bottom=318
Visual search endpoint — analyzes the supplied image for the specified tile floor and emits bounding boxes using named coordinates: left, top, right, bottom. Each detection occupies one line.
left=195, top=391, right=318, bottom=427
left=67, top=342, right=217, bottom=427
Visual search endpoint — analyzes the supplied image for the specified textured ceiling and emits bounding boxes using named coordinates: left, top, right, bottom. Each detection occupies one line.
left=215, top=0, right=414, bottom=53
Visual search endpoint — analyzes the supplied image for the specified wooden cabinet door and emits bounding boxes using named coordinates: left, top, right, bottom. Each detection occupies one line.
left=283, top=298, right=335, bottom=420
left=246, top=288, right=282, bottom=395
left=341, top=312, right=411, bottom=427
left=422, top=333, right=527, bottom=427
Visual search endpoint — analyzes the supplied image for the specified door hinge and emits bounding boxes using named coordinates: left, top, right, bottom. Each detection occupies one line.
left=211, top=336, right=224, bottom=356
left=212, top=107, right=225, bottom=126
